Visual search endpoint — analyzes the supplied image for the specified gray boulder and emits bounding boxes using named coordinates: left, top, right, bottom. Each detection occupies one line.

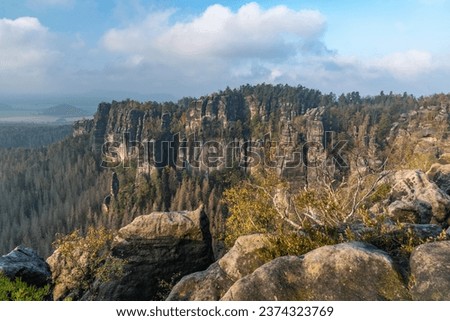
left=427, top=163, right=450, bottom=195
left=167, top=234, right=272, bottom=301
left=410, top=241, right=450, bottom=300
left=383, top=170, right=450, bottom=225
left=221, top=242, right=409, bottom=301
left=221, top=256, right=303, bottom=301
left=94, top=206, right=214, bottom=300
left=166, top=263, right=233, bottom=301
left=0, top=246, right=51, bottom=287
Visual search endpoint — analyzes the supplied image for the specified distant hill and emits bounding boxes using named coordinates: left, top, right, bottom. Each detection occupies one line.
left=40, top=104, right=91, bottom=117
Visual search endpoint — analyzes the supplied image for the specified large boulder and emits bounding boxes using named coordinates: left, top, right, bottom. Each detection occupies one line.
left=167, top=234, right=273, bottom=301
left=383, top=170, right=450, bottom=225
left=166, top=263, right=233, bottom=301
left=221, top=242, right=409, bottom=301
left=0, top=246, right=51, bottom=287
left=94, top=206, right=214, bottom=300
left=427, top=163, right=450, bottom=195
left=410, top=241, right=450, bottom=300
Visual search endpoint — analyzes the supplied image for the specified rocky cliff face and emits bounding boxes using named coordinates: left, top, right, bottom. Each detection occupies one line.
left=388, top=105, right=450, bottom=154
left=78, top=95, right=342, bottom=187
left=78, top=90, right=450, bottom=187
left=89, top=206, right=213, bottom=300
left=47, top=206, right=213, bottom=301
left=73, top=119, right=93, bottom=137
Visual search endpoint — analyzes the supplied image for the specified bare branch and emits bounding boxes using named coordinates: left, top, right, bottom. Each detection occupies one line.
left=344, top=171, right=389, bottom=222
left=245, top=181, right=304, bottom=230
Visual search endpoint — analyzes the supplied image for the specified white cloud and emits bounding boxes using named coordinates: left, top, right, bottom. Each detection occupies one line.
left=70, top=33, right=86, bottom=50
left=0, top=17, right=58, bottom=93
left=97, top=2, right=450, bottom=97
left=0, top=17, right=54, bottom=70
left=97, top=2, right=332, bottom=97
left=293, top=50, right=450, bottom=95
left=371, top=50, right=434, bottom=79
left=102, top=3, right=326, bottom=62
left=2, top=4, right=450, bottom=98
left=103, top=10, right=173, bottom=55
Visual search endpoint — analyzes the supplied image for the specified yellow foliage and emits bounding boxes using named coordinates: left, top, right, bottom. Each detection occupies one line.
left=403, top=153, right=437, bottom=172
left=223, top=168, right=449, bottom=261
left=52, top=226, right=125, bottom=296
left=223, top=171, right=282, bottom=247
left=224, top=169, right=341, bottom=255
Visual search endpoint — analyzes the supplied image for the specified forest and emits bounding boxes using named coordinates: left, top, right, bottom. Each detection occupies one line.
left=0, top=124, right=71, bottom=148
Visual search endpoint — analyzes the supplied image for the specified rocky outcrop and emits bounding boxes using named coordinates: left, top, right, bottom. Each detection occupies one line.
left=388, top=105, right=450, bottom=156
left=93, top=206, right=214, bottom=300
left=221, top=256, right=303, bottom=301
left=0, top=246, right=51, bottom=287
left=382, top=170, right=450, bottom=225
left=167, top=234, right=273, bottom=301
left=73, top=119, right=93, bottom=137
left=91, top=102, right=111, bottom=152
left=46, top=248, right=74, bottom=300
left=166, top=262, right=234, bottom=301
left=410, top=241, right=450, bottom=300
left=427, top=162, right=450, bottom=195
left=221, top=242, right=409, bottom=301
left=88, top=89, right=330, bottom=179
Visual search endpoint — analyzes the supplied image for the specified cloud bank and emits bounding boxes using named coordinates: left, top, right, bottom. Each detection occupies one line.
left=103, top=3, right=327, bottom=62
left=0, top=2, right=449, bottom=98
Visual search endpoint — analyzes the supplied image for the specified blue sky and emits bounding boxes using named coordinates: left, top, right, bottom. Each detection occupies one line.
left=1, top=0, right=450, bottom=101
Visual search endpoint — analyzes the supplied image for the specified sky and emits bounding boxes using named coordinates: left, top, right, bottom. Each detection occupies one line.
left=1, top=0, right=450, bottom=102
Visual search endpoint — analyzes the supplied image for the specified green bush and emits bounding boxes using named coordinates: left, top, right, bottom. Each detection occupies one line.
left=0, top=274, right=50, bottom=301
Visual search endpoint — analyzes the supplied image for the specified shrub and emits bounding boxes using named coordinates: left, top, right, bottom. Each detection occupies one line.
left=223, top=169, right=449, bottom=261
left=0, top=274, right=50, bottom=301
left=52, top=226, right=125, bottom=299
left=223, top=170, right=344, bottom=256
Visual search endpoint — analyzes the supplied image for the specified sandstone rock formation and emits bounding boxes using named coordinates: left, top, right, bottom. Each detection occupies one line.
left=167, top=234, right=273, bottom=301
left=410, top=241, right=450, bottom=300
left=93, top=206, right=214, bottom=300
left=0, top=246, right=51, bottom=287
left=427, top=162, right=450, bottom=195
left=382, top=170, right=450, bottom=225
left=46, top=248, right=73, bottom=300
left=221, top=242, right=409, bottom=301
